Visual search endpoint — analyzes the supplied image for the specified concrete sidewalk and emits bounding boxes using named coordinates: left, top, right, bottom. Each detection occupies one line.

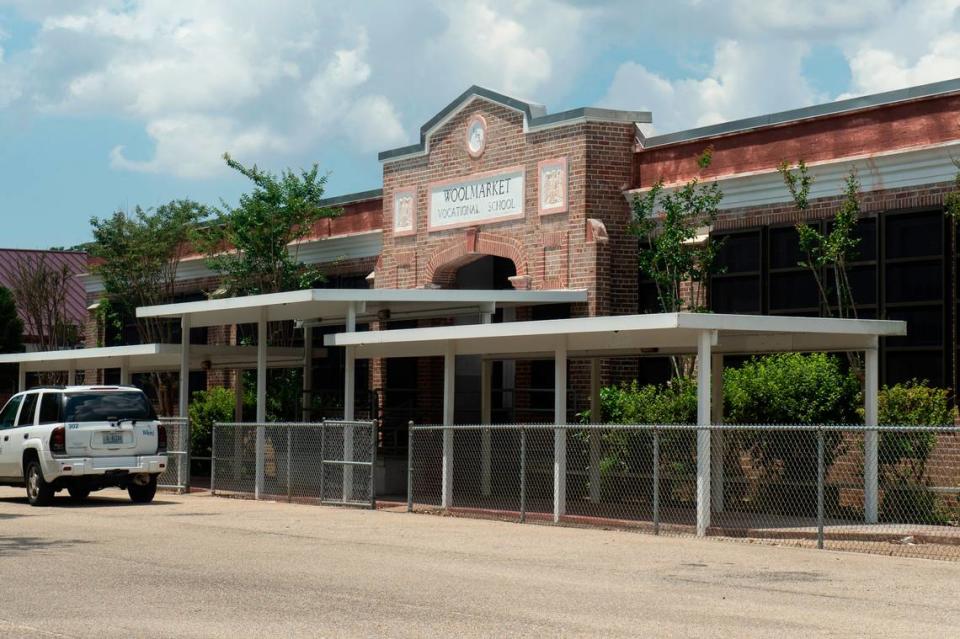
left=0, top=487, right=957, bottom=638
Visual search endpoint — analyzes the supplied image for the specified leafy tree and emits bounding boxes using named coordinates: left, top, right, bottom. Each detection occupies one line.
left=943, top=159, right=960, bottom=394
left=9, top=253, right=81, bottom=358
left=89, top=200, right=207, bottom=413
left=196, top=153, right=340, bottom=297
left=779, top=161, right=863, bottom=372
left=188, top=386, right=236, bottom=460
left=632, top=148, right=723, bottom=315
left=0, top=287, right=24, bottom=393
left=631, top=148, right=723, bottom=378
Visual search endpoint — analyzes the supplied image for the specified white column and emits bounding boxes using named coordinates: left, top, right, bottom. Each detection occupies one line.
left=696, top=331, right=713, bottom=537
left=553, top=341, right=568, bottom=523
left=302, top=326, right=313, bottom=422
left=234, top=369, right=244, bottom=422
left=441, top=342, right=455, bottom=508
left=119, top=357, right=130, bottom=386
left=17, top=363, right=25, bottom=392
left=255, top=309, right=267, bottom=499
left=343, top=302, right=357, bottom=502
left=179, top=315, right=191, bottom=418
left=589, top=358, right=602, bottom=503
left=67, top=362, right=76, bottom=387
left=864, top=345, right=879, bottom=524
left=710, top=353, right=724, bottom=513
left=480, top=358, right=492, bottom=497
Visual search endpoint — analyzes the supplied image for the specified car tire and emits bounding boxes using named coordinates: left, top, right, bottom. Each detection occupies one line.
left=68, top=486, right=91, bottom=502
left=25, top=460, right=55, bottom=507
left=127, top=474, right=157, bottom=504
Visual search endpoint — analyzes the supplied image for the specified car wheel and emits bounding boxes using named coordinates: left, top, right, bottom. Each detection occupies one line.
left=127, top=474, right=157, bottom=504
left=25, top=460, right=55, bottom=507
left=68, top=486, right=91, bottom=502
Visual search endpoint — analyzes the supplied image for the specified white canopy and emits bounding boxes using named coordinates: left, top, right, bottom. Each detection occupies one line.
left=136, top=288, right=588, bottom=328
left=324, top=312, right=907, bottom=359
left=0, top=343, right=325, bottom=373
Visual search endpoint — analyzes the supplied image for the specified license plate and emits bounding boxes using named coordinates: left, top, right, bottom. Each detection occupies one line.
left=103, top=432, right=124, bottom=445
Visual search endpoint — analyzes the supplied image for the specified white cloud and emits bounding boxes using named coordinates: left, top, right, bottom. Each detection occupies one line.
left=0, top=0, right=590, bottom=180
left=603, top=40, right=821, bottom=135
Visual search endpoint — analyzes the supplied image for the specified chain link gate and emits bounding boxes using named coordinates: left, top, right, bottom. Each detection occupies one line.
left=157, top=417, right=190, bottom=493
left=210, top=420, right=377, bottom=508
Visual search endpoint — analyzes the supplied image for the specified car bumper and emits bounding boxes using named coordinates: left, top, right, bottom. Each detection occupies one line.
left=45, top=455, right=168, bottom=478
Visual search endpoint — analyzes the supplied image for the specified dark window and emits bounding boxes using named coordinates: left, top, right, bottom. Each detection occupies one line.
left=64, top=392, right=156, bottom=422
left=38, top=392, right=63, bottom=425
left=712, top=230, right=762, bottom=314
left=16, top=393, right=38, bottom=427
left=0, top=395, right=23, bottom=429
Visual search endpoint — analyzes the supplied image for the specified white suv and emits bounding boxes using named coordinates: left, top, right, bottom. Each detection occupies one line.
left=0, top=385, right=168, bottom=506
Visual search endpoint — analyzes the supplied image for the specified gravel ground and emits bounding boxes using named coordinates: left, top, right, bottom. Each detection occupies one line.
left=0, top=487, right=958, bottom=638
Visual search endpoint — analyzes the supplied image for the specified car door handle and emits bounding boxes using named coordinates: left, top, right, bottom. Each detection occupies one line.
left=2, top=435, right=7, bottom=441
left=23, top=433, right=29, bottom=439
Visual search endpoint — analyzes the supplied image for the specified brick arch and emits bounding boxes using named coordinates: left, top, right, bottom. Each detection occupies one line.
left=423, top=229, right=528, bottom=288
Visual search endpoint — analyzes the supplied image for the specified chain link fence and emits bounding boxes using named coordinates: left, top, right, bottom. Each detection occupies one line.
left=157, top=417, right=190, bottom=493
left=408, top=424, right=960, bottom=560
left=211, top=420, right=377, bottom=507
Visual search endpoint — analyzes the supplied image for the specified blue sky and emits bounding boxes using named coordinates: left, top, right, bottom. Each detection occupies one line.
left=0, top=0, right=958, bottom=249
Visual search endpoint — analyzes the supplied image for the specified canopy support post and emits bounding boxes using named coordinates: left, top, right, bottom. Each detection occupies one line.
left=179, top=316, right=190, bottom=419
left=17, top=363, right=25, bottom=392
left=696, top=330, right=713, bottom=537
left=343, top=302, right=357, bottom=502
left=864, top=343, right=879, bottom=524
left=441, top=341, right=455, bottom=509
left=302, top=326, right=313, bottom=423
left=119, top=357, right=130, bottom=386
left=710, top=353, right=724, bottom=513
left=589, top=358, right=601, bottom=503
left=255, top=309, right=266, bottom=500
left=553, top=340, right=567, bottom=523
left=67, top=362, right=76, bottom=387
left=480, top=358, right=492, bottom=497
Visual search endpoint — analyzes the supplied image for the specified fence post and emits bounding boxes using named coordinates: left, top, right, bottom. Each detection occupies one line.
left=255, top=424, right=265, bottom=500
left=817, top=426, right=825, bottom=550
left=319, top=419, right=326, bottom=503
left=370, top=420, right=378, bottom=510
left=653, top=427, right=660, bottom=536
left=182, top=418, right=191, bottom=494
left=210, top=423, right=217, bottom=496
left=286, top=426, right=292, bottom=503
left=407, top=422, right=414, bottom=513
left=520, top=427, right=527, bottom=524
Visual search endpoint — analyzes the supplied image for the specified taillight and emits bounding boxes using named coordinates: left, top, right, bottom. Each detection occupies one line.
left=50, top=426, right=66, bottom=455
left=157, top=423, right=167, bottom=454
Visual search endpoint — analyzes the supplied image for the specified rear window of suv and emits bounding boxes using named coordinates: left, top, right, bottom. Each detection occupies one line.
left=64, top=392, right=156, bottom=422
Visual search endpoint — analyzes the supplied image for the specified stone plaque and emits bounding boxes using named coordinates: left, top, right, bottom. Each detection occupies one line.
left=393, top=187, right=416, bottom=236
left=538, top=157, right=567, bottom=215
left=428, top=167, right=525, bottom=231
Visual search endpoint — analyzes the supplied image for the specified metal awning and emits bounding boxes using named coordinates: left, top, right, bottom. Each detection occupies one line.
left=136, top=288, right=588, bottom=328
left=325, top=312, right=907, bottom=359
left=0, top=344, right=326, bottom=373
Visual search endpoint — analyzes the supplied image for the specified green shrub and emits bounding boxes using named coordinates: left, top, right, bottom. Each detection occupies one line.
left=599, top=378, right=697, bottom=424
left=874, top=380, right=956, bottom=524
left=188, top=386, right=235, bottom=458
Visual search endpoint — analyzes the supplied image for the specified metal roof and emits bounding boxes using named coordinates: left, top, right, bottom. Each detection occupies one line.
left=642, top=77, right=960, bottom=149
left=0, top=343, right=325, bottom=373
left=0, top=249, right=88, bottom=336
left=325, top=312, right=907, bottom=360
left=136, top=288, right=589, bottom=328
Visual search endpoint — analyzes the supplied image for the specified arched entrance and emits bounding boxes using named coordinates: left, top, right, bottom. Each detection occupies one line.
left=454, top=255, right=517, bottom=290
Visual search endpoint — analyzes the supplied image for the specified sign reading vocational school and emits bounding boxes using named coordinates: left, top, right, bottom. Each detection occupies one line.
left=428, top=167, right=525, bottom=231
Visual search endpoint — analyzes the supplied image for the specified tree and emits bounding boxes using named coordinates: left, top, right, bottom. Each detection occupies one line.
left=631, top=148, right=723, bottom=376
left=9, top=253, right=81, bottom=353
left=779, top=160, right=863, bottom=373
left=196, top=153, right=341, bottom=297
left=89, top=200, right=207, bottom=413
left=0, top=287, right=24, bottom=392
left=943, top=159, right=960, bottom=394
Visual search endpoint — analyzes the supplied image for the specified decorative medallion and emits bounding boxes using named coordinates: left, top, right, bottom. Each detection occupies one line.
left=393, top=187, right=416, bottom=237
left=538, top=157, right=568, bottom=215
left=465, top=114, right=487, bottom=158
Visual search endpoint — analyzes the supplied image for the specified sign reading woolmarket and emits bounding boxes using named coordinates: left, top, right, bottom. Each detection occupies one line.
left=428, top=167, right=525, bottom=231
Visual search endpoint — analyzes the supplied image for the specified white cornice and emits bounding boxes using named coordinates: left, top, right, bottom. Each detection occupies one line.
left=82, top=231, right=383, bottom=295
left=625, top=141, right=960, bottom=210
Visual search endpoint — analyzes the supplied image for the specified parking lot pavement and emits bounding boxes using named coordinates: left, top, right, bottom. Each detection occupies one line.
left=0, top=488, right=958, bottom=638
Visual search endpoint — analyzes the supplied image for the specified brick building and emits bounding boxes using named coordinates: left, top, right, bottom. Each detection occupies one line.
left=80, top=78, right=960, bottom=469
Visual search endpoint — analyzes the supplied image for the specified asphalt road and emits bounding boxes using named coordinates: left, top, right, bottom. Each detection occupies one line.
left=0, top=487, right=958, bottom=638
